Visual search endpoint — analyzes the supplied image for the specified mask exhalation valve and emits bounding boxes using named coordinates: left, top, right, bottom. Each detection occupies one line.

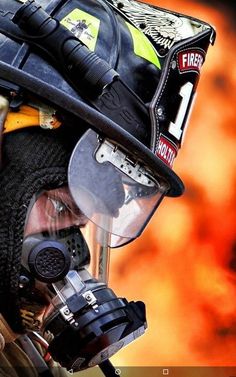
left=28, top=240, right=71, bottom=283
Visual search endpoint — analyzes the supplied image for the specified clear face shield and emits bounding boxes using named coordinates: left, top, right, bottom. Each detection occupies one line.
left=68, top=130, right=170, bottom=248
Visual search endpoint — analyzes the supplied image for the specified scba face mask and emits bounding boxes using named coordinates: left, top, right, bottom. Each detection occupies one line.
left=19, top=186, right=146, bottom=371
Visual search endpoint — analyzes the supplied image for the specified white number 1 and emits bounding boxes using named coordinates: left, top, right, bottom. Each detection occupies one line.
left=168, top=82, right=194, bottom=141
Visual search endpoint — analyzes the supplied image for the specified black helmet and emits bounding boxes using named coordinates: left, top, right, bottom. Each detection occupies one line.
left=0, top=0, right=215, bottom=369
left=0, top=0, right=215, bottom=193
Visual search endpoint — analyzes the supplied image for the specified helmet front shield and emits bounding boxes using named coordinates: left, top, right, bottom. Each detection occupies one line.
left=68, top=129, right=169, bottom=247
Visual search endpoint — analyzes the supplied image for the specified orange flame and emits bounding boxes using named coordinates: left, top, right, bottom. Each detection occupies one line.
left=109, top=0, right=236, bottom=368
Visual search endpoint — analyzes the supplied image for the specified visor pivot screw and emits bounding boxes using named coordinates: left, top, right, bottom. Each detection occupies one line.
left=64, top=308, right=70, bottom=315
left=85, top=294, right=92, bottom=302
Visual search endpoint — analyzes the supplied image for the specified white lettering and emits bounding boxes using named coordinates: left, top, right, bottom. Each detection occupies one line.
left=161, top=143, right=167, bottom=158
left=157, top=139, right=176, bottom=167
left=190, top=53, right=195, bottom=67
left=158, top=140, right=163, bottom=154
left=194, top=53, right=199, bottom=67
left=182, top=53, right=188, bottom=68
left=168, top=82, right=194, bottom=140
left=179, top=51, right=204, bottom=72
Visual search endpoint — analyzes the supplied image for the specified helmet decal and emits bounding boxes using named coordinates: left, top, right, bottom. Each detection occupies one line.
left=156, top=134, right=177, bottom=168
left=125, top=21, right=161, bottom=68
left=177, top=48, right=205, bottom=74
left=61, top=9, right=100, bottom=52
left=108, top=0, right=210, bottom=53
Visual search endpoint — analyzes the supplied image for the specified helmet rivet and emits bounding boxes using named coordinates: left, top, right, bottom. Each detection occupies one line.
left=139, top=23, right=146, bottom=29
left=157, top=107, right=163, bottom=116
left=85, top=294, right=92, bottom=301
left=117, top=2, right=124, bottom=9
left=171, top=60, right=177, bottom=69
left=157, top=106, right=166, bottom=121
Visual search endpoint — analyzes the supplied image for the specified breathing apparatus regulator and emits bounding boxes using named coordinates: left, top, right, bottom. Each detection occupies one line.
left=0, top=0, right=215, bottom=375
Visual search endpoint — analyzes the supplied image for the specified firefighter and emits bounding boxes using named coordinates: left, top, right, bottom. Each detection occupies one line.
left=0, top=0, right=215, bottom=375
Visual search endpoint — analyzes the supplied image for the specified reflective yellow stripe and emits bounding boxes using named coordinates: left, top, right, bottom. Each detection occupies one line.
left=61, top=9, right=100, bottom=52
left=126, top=22, right=161, bottom=69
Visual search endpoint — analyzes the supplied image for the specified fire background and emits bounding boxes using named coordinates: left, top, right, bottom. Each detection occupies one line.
left=78, top=0, right=236, bottom=375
